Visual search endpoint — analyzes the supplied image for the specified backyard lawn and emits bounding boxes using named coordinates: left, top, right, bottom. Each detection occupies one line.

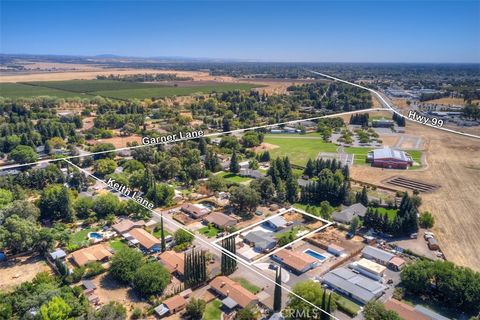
left=199, top=225, right=221, bottom=238
left=216, top=171, right=251, bottom=183
left=233, top=277, right=261, bottom=294
left=109, top=239, right=128, bottom=252
left=69, top=227, right=99, bottom=246
left=203, top=299, right=222, bottom=320
left=370, top=207, right=398, bottom=221
left=151, top=228, right=170, bottom=238
left=335, top=295, right=362, bottom=316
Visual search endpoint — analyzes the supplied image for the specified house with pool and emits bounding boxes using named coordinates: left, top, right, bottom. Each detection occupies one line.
left=272, top=249, right=318, bottom=274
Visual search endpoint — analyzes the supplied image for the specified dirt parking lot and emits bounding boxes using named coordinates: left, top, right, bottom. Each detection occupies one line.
left=0, top=255, right=52, bottom=292
left=352, top=121, right=480, bottom=271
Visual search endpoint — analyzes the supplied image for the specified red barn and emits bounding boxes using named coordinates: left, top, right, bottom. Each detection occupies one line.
left=367, top=148, right=413, bottom=169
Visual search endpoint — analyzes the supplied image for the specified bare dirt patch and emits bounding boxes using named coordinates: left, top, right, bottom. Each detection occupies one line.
left=86, top=135, right=142, bottom=149
left=92, top=273, right=149, bottom=316
left=251, top=142, right=279, bottom=152
left=0, top=68, right=235, bottom=83
left=424, top=97, right=466, bottom=105
left=0, top=255, right=52, bottom=292
left=379, top=135, right=399, bottom=147
left=238, top=78, right=318, bottom=95
left=82, top=116, right=95, bottom=130
left=391, top=99, right=411, bottom=110
left=351, top=121, right=480, bottom=271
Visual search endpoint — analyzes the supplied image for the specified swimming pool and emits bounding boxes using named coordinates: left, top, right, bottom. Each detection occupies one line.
left=304, top=249, right=328, bottom=261
left=88, top=232, right=104, bottom=240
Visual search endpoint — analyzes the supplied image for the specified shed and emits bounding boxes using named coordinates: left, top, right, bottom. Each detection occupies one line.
left=388, top=256, right=406, bottom=271
left=327, top=244, right=345, bottom=256
left=49, top=248, right=67, bottom=260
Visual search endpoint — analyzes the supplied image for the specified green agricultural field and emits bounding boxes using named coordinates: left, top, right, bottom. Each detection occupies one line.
left=24, top=79, right=162, bottom=92
left=0, top=83, right=83, bottom=98
left=92, top=83, right=260, bottom=99
left=263, top=135, right=338, bottom=166
left=1, top=81, right=260, bottom=100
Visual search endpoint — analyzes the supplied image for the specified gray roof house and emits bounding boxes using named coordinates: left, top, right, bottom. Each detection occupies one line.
left=322, top=267, right=387, bottom=304
left=244, top=231, right=277, bottom=252
left=332, top=203, right=367, bottom=224
left=361, top=246, right=395, bottom=265
left=264, top=216, right=288, bottom=231
left=414, top=305, right=451, bottom=320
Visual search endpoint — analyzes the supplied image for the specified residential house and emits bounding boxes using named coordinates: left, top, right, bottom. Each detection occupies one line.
left=384, top=299, right=429, bottom=320
left=70, top=244, right=112, bottom=267
left=125, top=227, right=161, bottom=252
left=322, top=267, right=387, bottom=304
left=239, top=168, right=265, bottom=179
left=181, top=203, right=211, bottom=219
left=332, top=203, right=367, bottom=224
left=204, top=212, right=237, bottom=229
left=159, top=251, right=185, bottom=277
left=415, top=305, right=451, bottom=320
left=112, top=219, right=145, bottom=234
left=272, top=249, right=318, bottom=274
left=210, top=276, right=259, bottom=309
left=154, top=295, right=187, bottom=317
left=244, top=231, right=277, bottom=252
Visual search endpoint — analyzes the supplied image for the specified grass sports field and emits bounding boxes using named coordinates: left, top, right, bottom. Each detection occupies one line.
left=0, top=80, right=260, bottom=99
left=264, top=135, right=338, bottom=166
left=263, top=134, right=422, bottom=168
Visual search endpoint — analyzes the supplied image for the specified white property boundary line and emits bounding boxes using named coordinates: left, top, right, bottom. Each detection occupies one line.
left=0, top=107, right=384, bottom=171
left=62, top=158, right=340, bottom=320
left=212, top=208, right=332, bottom=266
left=306, top=69, right=480, bottom=140
left=251, top=209, right=333, bottom=265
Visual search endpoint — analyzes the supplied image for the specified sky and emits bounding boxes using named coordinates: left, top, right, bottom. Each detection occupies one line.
left=1, top=1, right=479, bottom=63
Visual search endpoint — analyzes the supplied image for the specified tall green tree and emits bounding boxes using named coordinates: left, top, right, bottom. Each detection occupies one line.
left=229, top=150, right=240, bottom=174
left=229, top=185, right=260, bottom=217
left=221, top=235, right=237, bottom=276
left=184, top=249, right=207, bottom=288
left=39, top=296, right=72, bottom=320
left=160, top=215, right=166, bottom=252
left=273, top=266, right=282, bottom=313
left=39, top=185, right=74, bottom=222
left=109, top=248, right=144, bottom=284
left=132, top=262, right=171, bottom=295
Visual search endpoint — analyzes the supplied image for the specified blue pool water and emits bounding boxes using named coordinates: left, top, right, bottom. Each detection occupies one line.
left=304, top=249, right=327, bottom=261
left=89, top=232, right=103, bottom=240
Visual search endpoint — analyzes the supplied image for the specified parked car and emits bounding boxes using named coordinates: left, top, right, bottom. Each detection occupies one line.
left=269, top=263, right=278, bottom=270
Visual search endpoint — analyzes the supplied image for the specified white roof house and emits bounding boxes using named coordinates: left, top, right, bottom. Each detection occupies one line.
left=323, top=267, right=387, bottom=304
